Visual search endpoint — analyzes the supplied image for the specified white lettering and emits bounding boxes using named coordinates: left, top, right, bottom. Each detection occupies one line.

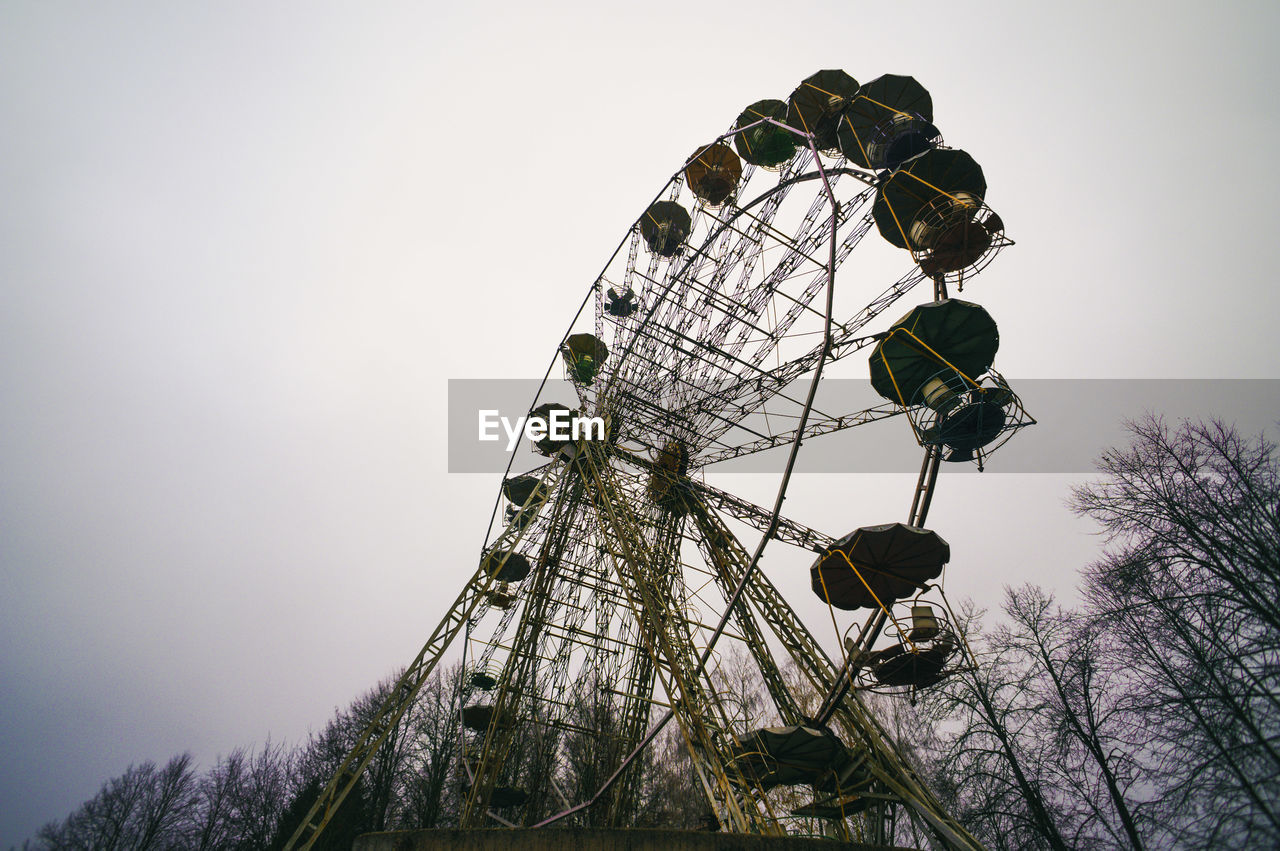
left=478, top=410, right=501, bottom=441
left=482, top=409, right=608, bottom=452
left=574, top=416, right=605, bottom=441
left=549, top=409, right=572, bottom=440
left=502, top=416, right=526, bottom=453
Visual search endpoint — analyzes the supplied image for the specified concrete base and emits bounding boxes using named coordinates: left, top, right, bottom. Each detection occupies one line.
left=354, top=828, right=911, bottom=851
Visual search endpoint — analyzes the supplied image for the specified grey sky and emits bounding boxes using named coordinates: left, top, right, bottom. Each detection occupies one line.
left=2, top=1, right=1278, bottom=844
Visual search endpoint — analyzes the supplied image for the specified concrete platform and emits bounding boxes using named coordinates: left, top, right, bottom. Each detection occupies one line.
left=354, top=828, right=911, bottom=851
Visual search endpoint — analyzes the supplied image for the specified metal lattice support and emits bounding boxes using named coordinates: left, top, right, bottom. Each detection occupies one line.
left=287, top=70, right=1032, bottom=851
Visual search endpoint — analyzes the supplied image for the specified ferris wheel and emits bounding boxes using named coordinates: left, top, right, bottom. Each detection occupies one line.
left=286, top=69, right=1033, bottom=850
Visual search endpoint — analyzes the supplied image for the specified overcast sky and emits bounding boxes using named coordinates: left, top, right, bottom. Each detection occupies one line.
left=2, top=1, right=1279, bottom=845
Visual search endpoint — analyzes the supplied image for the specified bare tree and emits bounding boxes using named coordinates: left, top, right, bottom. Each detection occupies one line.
left=558, top=671, right=630, bottom=826
left=282, top=666, right=471, bottom=835
left=1073, top=417, right=1280, bottom=847
left=227, top=739, right=295, bottom=850
left=35, top=754, right=196, bottom=851
left=392, top=663, right=463, bottom=829
left=190, top=748, right=244, bottom=851
left=928, top=604, right=1072, bottom=851
left=1002, top=586, right=1147, bottom=849
left=134, top=753, right=197, bottom=849
left=635, top=722, right=714, bottom=829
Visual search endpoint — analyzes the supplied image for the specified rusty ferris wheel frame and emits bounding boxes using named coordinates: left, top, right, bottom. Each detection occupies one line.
left=286, top=70, right=1032, bottom=851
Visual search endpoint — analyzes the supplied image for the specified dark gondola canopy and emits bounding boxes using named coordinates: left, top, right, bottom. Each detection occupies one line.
left=502, top=474, right=548, bottom=507
left=562, top=333, right=608, bottom=385
left=685, top=142, right=743, bottom=206
left=868, top=299, right=999, bottom=406
left=837, top=74, right=937, bottom=170
left=811, top=523, right=950, bottom=610
left=481, top=549, right=532, bottom=583
left=786, top=69, right=860, bottom=152
left=639, top=200, right=692, bottom=257
left=872, top=148, right=986, bottom=251
left=732, top=725, right=848, bottom=789
left=732, top=99, right=799, bottom=168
